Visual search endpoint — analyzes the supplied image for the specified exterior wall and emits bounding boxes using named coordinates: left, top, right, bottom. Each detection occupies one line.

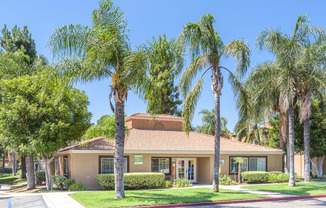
left=55, top=154, right=71, bottom=178
left=197, top=157, right=211, bottom=184
left=294, top=153, right=305, bottom=178
left=66, top=152, right=282, bottom=189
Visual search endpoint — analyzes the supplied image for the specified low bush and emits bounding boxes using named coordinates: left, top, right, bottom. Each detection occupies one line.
left=2, top=168, right=12, bottom=173
left=219, top=174, right=238, bottom=185
left=64, top=178, right=76, bottom=190
left=241, top=171, right=269, bottom=183
left=172, top=178, right=192, bottom=188
left=162, top=180, right=172, bottom=188
left=69, top=182, right=86, bottom=191
left=52, top=175, right=67, bottom=190
left=35, top=171, right=46, bottom=185
left=268, top=171, right=289, bottom=183
left=97, top=172, right=165, bottom=190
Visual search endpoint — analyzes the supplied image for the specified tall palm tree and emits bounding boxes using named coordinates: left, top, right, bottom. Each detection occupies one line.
left=196, top=109, right=230, bottom=137
left=178, top=14, right=250, bottom=192
left=251, top=15, right=325, bottom=186
left=296, top=41, right=326, bottom=182
left=49, top=0, right=145, bottom=198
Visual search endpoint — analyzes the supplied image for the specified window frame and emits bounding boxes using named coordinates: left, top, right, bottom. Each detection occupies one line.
left=151, top=157, right=171, bottom=175
left=63, top=156, right=69, bottom=176
left=55, top=157, right=59, bottom=175
left=229, top=156, right=267, bottom=174
left=98, top=155, right=129, bottom=174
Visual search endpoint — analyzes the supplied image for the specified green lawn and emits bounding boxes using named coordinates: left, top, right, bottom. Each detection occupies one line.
left=242, top=182, right=326, bottom=196
left=0, top=173, right=25, bottom=185
left=70, top=188, right=265, bottom=208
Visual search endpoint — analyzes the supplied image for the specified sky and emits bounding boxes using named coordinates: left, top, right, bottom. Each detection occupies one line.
left=1, top=0, right=326, bottom=131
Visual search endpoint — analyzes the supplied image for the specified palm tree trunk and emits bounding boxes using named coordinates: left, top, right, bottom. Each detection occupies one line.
left=303, top=117, right=310, bottom=182
left=211, top=91, right=220, bottom=192
left=279, top=113, right=286, bottom=173
left=286, top=119, right=290, bottom=174
left=21, top=155, right=26, bottom=179
left=26, top=154, right=35, bottom=190
left=288, top=104, right=295, bottom=187
left=114, top=99, right=126, bottom=199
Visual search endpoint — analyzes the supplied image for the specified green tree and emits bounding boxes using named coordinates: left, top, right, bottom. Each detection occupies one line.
left=248, top=15, right=325, bottom=186
left=49, top=0, right=145, bottom=198
left=178, top=14, right=250, bottom=192
left=141, top=34, right=183, bottom=116
left=0, top=25, right=37, bottom=62
left=0, top=73, right=91, bottom=190
left=195, top=109, right=230, bottom=137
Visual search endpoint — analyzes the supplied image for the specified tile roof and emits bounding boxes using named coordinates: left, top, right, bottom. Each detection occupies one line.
left=60, top=128, right=282, bottom=153
left=126, top=113, right=182, bottom=121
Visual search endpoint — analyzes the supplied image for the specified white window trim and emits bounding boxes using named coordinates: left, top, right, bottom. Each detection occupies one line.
left=100, top=157, right=128, bottom=174
left=151, top=158, right=170, bottom=174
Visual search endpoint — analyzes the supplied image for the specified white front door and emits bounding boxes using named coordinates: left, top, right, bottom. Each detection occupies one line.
left=176, top=158, right=196, bottom=183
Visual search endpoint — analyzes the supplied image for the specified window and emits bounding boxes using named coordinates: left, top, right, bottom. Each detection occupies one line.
left=230, top=158, right=248, bottom=173
left=63, top=157, right=68, bottom=176
left=151, top=158, right=170, bottom=174
left=100, top=158, right=128, bottom=174
left=55, top=157, right=59, bottom=174
left=230, top=157, right=266, bottom=173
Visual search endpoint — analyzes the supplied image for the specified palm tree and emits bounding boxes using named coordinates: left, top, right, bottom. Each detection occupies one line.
left=296, top=41, right=326, bottom=182
left=196, top=109, right=230, bottom=137
left=251, top=15, right=325, bottom=187
left=178, top=14, right=250, bottom=192
left=49, top=0, right=145, bottom=198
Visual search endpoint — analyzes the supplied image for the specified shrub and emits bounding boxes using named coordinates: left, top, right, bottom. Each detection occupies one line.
left=241, top=171, right=269, bottom=183
left=52, top=175, right=67, bottom=190
left=35, top=171, right=46, bottom=185
left=69, top=182, right=86, bottom=191
left=162, top=180, right=172, bottom=188
left=97, top=172, right=165, bottom=190
left=172, top=178, right=192, bottom=188
left=268, top=171, right=289, bottom=183
left=64, top=178, right=76, bottom=190
left=3, top=168, right=12, bottom=173
left=219, top=174, right=238, bottom=185
left=16, top=169, right=22, bottom=177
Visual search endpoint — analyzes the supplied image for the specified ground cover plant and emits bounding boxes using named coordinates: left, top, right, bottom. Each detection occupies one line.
left=70, top=188, right=265, bottom=208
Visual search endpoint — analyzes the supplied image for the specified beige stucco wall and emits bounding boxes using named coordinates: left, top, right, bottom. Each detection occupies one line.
left=61, top=152, right=282, bottom=189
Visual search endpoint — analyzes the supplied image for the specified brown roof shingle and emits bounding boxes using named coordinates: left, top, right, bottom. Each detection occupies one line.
left=60, top=128, right=282, bottom=153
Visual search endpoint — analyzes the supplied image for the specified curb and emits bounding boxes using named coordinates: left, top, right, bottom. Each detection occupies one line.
left=135, top=194, right=326, bottom=208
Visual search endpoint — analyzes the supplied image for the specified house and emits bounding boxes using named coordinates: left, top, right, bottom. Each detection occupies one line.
left=54, top=113, right=283, bottom=189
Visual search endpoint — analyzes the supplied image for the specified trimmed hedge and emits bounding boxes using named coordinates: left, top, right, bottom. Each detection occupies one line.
left=35, top=171, right=46, bottom=185
left=97, top=172, right=165, bottom=190
left=241, top=171, right=269, bottom=183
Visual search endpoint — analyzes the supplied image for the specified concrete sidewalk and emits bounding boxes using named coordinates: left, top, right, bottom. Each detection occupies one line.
left=42, top=192, right=85, bottom=208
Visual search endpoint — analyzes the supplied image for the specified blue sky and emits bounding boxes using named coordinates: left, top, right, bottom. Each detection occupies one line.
left=1, top=0, right=326, bottom=131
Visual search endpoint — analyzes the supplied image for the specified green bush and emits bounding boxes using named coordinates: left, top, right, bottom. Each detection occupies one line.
left=267, top=171, right=290, bottom=183
left=35, top=171, right=46, bottom=185
left=3, top=168, right=12, bottom=173
left=64, top=178, right=76, bottom=190
left=52, top=175, right=67, bottom=190
left=69, top=182, right=86, bottom=191
left=241, top=171, right=269, bottom=183
left=219, top=174, right=238, bottom=185
left=172, top=178, right=193, bottom=188
left=16, top=169, right=22, bottom=176
left=97, top=172, right=165, bottom=190
left=162, top=180, right=172, bottom=188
